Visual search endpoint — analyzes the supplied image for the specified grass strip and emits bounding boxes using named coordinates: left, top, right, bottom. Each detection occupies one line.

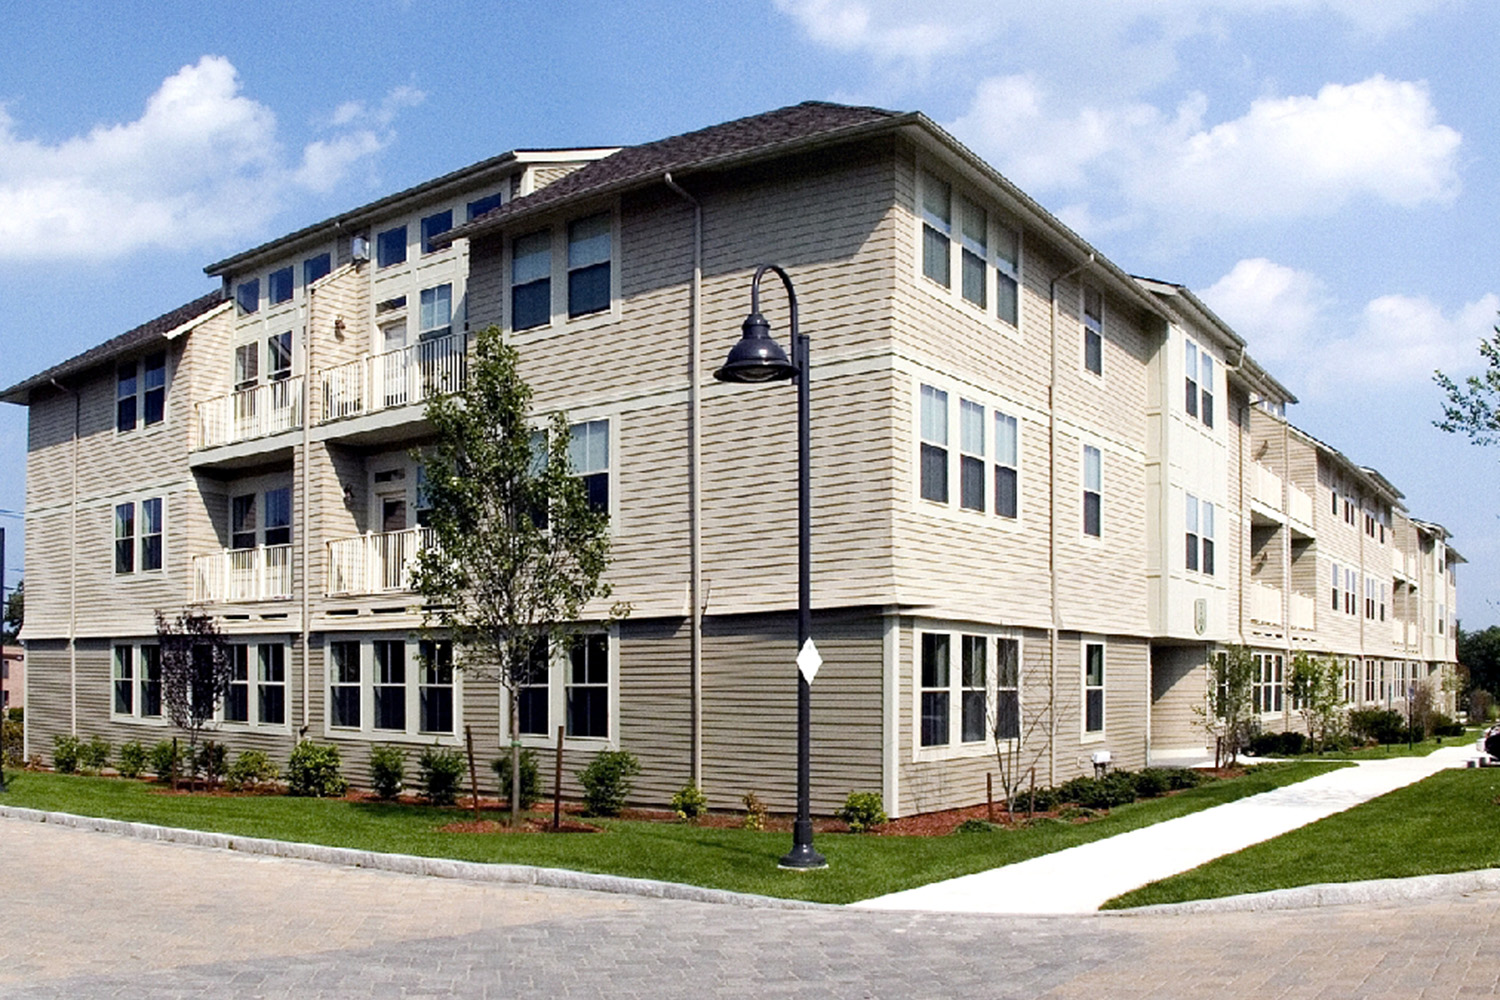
left=2, top=761, right=1342, bottom=905
left=1251, top=730, right=1481, bottom=762
left=1104, top=766, right=1500, bottom=909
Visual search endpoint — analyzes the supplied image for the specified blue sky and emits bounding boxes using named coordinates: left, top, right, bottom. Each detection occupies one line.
left=1, top=0, right=1496, bottom=624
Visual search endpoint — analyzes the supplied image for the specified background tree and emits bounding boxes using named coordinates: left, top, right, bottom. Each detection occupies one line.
left=1199, top=645, right=1258, bottom=765
left=1289, top=651, right=1344, bottom=751
left=3, top=579, right=22, bottom=643
left=412, top=325, right=621, bottom=827
left=1435, top=326, right=1500, bottom=446
left=1457, top=624, right=1500, bottom=704
left=154, top=609, right=232, bottom=786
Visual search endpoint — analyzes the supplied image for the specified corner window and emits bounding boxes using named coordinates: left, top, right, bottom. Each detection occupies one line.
left=995, top=224, right=1020, bottom=327
left=377, top=225, right=407, bottom=268
left=268, top=266, right=294, bottom=305
left=920, top=172, right=952, bottom=287
left=236, top=278, right=259, bottom=314
left=421, top=210, right=453, bottom=254
left=419, top=284, right=453, bottom=339
left=919, top=385, right=949, bottom=503
left=303, top=252, right=332, bottom=286
left=1084, top=642, right=1105, bottom=733
left=1082, top=445, right=1102, bottom=537
left=1083, top=288, right=1103, bottom=375
left=1200, top=350, right=1214, bottom=428
left=995, top=639, right=1020, bottom=740
left=1185, top=341, right=1199, bottom=418
left=467, top=192, right=503, bottom=221
left=567, top=213, right=611, bottom=318
left=569, top=419, right=610, bottom=513
left=511, top=229, right=552, bottom=331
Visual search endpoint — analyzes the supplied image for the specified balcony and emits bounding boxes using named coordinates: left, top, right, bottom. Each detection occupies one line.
left=1289, top=591, right=1316, bottom=631
left=193, top=545, right=293, bottom=603
left=321, top=332, right=469, bottom=425
left=326, top=527, right=436, bottom=596
left=1287, top=483, right=1314, bottom=533
left=197, top=378, right=303, bottom=450
left=1250, top=464, right=1283, bottom=513
left=1249, top=581, right=1282, bottom=624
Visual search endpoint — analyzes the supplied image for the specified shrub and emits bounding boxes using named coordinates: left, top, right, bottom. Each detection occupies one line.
left=1131, top=768, right=1171, bottom=798
left=148, top=740, right=185, bottom=783
left=117, top=741, right=148, bottom=779
left=954, top=818, right=1002, bottom=834
left=1470, top=689, right=1493, bottom=724
left=1056, top=776, right=1095, bottom=805
left=1247, top=731, right=1308, bottom=757
left=1059, top=772, right=1137, bottom=809
left=225, top=750, right=279, bottom=792
left=416, top=746, right=465, bottom=806
left=493, top=748, right=540, bottom=810
left=52, top=735, right=81, bottom=773
left=286, top=741, right=348, bottom=797
left=1009, top=786, right=1059, bottom=812
left=79, top=736, right=111, bottom=774
left=1430, top=713, right=1465, bottom=738
left=578, top=749, right=640, bottom=817
left=835, top=791, right=887, bottom=833
left=1, top=714, right=21, bottom=767
left=369, top=745, right=407, bottom=800
left=1349, top=708, right=1406, bottom=745
left=671, top=781, right=708, bottom=822
left=742, top=791, right=767, bottom=830
left=1164, top=767, right=1206, bottom=790
left=195, top=741, right=226, bottom=786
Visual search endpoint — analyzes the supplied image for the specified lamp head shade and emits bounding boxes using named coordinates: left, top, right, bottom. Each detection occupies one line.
left=713, top=311, right=798, bottom=383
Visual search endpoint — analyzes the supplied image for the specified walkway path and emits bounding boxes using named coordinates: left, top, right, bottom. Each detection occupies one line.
left=855, top=745, right=1474, bottom=914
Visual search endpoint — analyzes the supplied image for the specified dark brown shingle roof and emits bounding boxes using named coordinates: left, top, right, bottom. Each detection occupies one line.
left=1, top=288, right=227, bottom=404
left=447, top=101, right=909, bottom=241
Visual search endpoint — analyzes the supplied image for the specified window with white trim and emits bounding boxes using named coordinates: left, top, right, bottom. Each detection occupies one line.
left=376, top=225, right=407, bottom=269
left=959, top=399, right=985, bottom=511
left=918, top=631, right=1016, bottom=751
left=1186, top=493, right=1200, bottom=572
left=1083, top=642, right=1105, bottom=733
left=418, top=284, right=452, bottom=339
left=569, top=419, right=610, bottom=514
left=1343, top=659, right=1358, bottom=703
left=1331, top=561, right=1340, bottom=611
left=1185, top=340, right=1199, bottom=419
left=920, top=172, right=951, bottom=287
left=1345, top=568, right=1356, bottom=615
left=920, top=632, right=950, bottom=748
left=919, top=385, right=948, bottom=503
left=510, top=212, right=618, bottom=332
left=418, top=639, right=454, bottom=735
left=1201, top=501, right=1215, bottom=575
left=960, top=634, right=987, bottom=743
left=995, top=638, right=1020, bottom=741
left=303, top=252, right=332, bottom=286
left=236, top=278, right=259, bottom=314
left=421, top=210, right=453, bottom=255
left=328, top=640, right=361, bottom=728
left=267, top=332, right=292, bottom=382
left=1083, top=287, right=1103, bottom=375
left=567, top=213, right=611, bottom=318
left=117, top=352, right=167, bottom=432
left=1083, top=445, right=1102, bottom=537
left=113, top=645, right=134, bottom=716
left=1364, top=660, right=1376, bottom=702
left=114, top=498, right=163, bottom=574
left=994, top=411, right=1018, bottom=519
left=111, top=644, right=162, bottom=721
left=511, top=229, right=552, bottom=331
left=234, top=342, right=259, bottom=392
left=959, top=196, right=987, bottom=308
left=511, top=632, right=616, bottom=746
left=995, top=224, right=1019, bottom=327
left=269, top=266, right=294, bottom=305
left=1254, top=652, right=1283, bottom=713
left=918, top=171, right=1023, bottom=328
left=325, top=636, right=460, bottom=738
left=1199, top=349, right=1214, bottom=428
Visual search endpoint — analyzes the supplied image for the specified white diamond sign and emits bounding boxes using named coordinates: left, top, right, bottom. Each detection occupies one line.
left=796, top=638, right=822, bottom=684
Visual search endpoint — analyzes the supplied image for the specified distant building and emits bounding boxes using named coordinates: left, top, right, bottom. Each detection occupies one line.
left=2, top=645, right=23, bottom=713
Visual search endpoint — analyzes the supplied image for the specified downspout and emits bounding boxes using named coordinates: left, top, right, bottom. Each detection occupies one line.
left=663, top=172, right=703, bottom=787
left=50, top=378, right=79, bottom=736
left=1048, top=253, right=1092, bottom=786
left=300, top=283, right=314, bottom=735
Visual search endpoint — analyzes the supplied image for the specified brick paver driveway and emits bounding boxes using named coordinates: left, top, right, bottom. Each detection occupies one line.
left=4, top=818, right=1498, bottom=999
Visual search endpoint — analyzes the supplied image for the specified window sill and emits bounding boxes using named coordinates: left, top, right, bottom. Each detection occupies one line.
left=913, top=739, right=1002, bottom=764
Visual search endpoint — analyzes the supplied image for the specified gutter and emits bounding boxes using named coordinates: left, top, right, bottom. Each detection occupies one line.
left=49, top=377, right=79, bottom=737
left=662, top=172, right=703, bottom=788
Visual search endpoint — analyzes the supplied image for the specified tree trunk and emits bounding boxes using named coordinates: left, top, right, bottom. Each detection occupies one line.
left=509, top=691, right=521, bottom=828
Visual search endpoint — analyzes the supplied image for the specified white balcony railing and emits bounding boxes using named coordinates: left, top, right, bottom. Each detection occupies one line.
left=1287, top=483, right=1314, bottom=528
left=192, top=545, right=294, bottom=602
left=1289, top=591, right=1316, bottom=630
left=321, top=332, right=469, bottom=423
left=197, top=377, right=303, bottom=449
left=1251, top=464, right=1283, bottom=512
left=1249, top=581, right=1283, bottom=624
left=326, top=527, right=436, bottom=596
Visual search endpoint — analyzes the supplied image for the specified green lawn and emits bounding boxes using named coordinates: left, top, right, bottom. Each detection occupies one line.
left=1105, top=766, right=1500, bottom=909
left=1251, top=729, right=1481, bottom=761
left=1, top=762, right=1342, bottom=904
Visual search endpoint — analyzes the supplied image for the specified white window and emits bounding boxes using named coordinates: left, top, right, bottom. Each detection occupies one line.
left=420, top=210, right=453, bottom=255
left=1082, top=445, right=1102, bottom=537
left=269, top=266, right=294, bottom=305
left=919, top=171, right=1023, bottom=328
left=236, top=278, right=259, bottom=315
left=111, top=644, right=162, bottom=721
left=1083, top=642, right=1105, bottom=733
left=569, top=419, right=610, bottom=514
left=418, top=639, right=454, bottom=735
left=995, top=638, right=1020, bottom=741
left=1345, top=568, right=1357, bottom=615
left=511, top=229, right=552, bottom=331
left=328, top=640, right=361, bottom=728
left=1185, top=493, right=1200, bottom=572
left=958, top=399, right=985, bottom=511
left=230, top=487, right=291, bottom=549
left=1083, top=287, right=1103, bottom=375
left=419, top=283, right=452, bottom=339
left=511, top=632, right=616, bottom=747
left=1331, top=561, right=1340, bottom=611
left=959, top=197, right=987, bottom=308
left=117, top=352, right=167, bottom=432
left=1254, top=653, right=1284, bottom=713
left=114, top=498, right=163, bottom=574
left=995, top=224, right=1020, bottom=327
left=511, top=212, right=617, bottom=332
left=267, top=332, right=292, bottom=382
left=234, top=342, right=259, bottom=392
left=994, top=411, right=1018, bottom=519
left=1200, top=349, right=1214, bottom=428
left=920, top=632, right=951, bottom=748
left=1185, top=340, right=1199, bottom=419
left=324, top=636, right=462, bottom=740
left=917, top=631, right=1019, bottom=753
left=920, top=172, right=951, bottom=287
left=567, top=213, right=611, bottom=318
left=919, top=385, right=949, bottom=503
left=1201, top=500, right=1215, bottom=575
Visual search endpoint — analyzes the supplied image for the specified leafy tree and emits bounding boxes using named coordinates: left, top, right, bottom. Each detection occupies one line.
left=1457, top=623, right=1500, bottom=701
left=3, top=579, right=22, bottom=643
left=1289, top=651, right=1344, bottom=752
left=1436, top=327, right=1500, bottom=446
left=154, top=609, right=232, bottom=785
left=990, top=641, right=1051, bottom=820
left=412, top=325, right=623, bottom=827
left=1199, top=645, right=1258, bottom=765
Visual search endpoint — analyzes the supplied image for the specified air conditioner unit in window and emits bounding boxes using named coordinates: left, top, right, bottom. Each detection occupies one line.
left=351, top=236, right=370, bottom=263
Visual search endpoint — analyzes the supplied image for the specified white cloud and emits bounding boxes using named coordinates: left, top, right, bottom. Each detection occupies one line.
left=0, top=56, right=421, bottom=260
left=950, top=74, right=1460, bottom=237
left=1201, top=257, right=1497, bottom=392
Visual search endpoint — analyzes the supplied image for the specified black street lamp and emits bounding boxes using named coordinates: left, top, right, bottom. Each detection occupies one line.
left=715, top=264, right=826, bottom=870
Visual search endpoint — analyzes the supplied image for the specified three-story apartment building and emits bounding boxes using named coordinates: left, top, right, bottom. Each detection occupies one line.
left=4, top=102, right=1463, bottom=816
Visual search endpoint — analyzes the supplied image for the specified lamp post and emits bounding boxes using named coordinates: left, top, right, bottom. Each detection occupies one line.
left=714, top=264, right=826, bottom=870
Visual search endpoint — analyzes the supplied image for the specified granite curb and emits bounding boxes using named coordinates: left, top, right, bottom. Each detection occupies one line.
left=0, top=804, right=832, bottom=911
left=1120, top=867, right=1500, bottom=915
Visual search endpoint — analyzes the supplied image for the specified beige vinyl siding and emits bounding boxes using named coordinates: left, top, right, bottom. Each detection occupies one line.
left=23, top=641, right=74, bottom=753
left=1149, top=644, right=1208, bottom=752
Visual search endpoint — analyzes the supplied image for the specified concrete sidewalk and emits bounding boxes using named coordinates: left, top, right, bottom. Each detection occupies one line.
left=854, top=745, right=1474, bottom=915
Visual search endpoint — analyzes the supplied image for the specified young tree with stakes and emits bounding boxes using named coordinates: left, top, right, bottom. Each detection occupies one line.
left=1289, top=651, right=1344, bottom=752
left=412, top=325, right=621, bottom=828
left=1199, top=644, right=1258, bottom=765
left=154, top=609, right=232, bottom=786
